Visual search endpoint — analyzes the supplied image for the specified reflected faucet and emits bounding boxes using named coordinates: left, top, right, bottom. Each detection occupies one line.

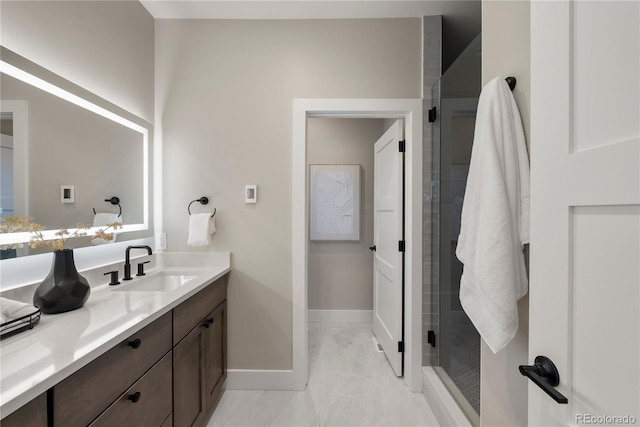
left=123, top=245, right=152, bottom=281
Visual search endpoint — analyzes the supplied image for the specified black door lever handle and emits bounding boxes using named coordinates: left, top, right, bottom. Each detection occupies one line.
left=369, top=245, right=376, bottom=252
left=519, top=356, right=568, bottom=404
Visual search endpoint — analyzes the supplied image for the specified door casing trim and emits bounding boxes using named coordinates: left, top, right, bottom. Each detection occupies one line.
left=292, top=98, right=423, bottom=391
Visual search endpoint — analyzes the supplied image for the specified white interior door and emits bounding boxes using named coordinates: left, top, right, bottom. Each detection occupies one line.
left=372, top=119, right=404, bottom=377
left=529, top=1, right=639, bottom=424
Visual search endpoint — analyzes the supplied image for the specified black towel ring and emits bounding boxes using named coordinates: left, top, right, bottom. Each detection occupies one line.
left=188, top=197, right=216, bottom=218
left=505, top=76, right=517, bottom=91
left=93, top=197, right=122, bottom=217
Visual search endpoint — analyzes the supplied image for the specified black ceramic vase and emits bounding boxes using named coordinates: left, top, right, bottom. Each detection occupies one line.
left=33, top=249, right=90, bottom=314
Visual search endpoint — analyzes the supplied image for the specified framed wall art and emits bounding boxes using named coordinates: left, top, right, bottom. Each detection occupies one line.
left=309, top=164, right=361, bottom=241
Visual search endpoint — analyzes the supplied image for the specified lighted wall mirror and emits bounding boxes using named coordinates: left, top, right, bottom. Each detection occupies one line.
left=0, top=46, right=153, bottom=258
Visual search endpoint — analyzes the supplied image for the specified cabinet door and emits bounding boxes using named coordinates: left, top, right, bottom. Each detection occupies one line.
left=206, top=301, right=226, bottom=412
left=173, top=320, right=207, bottom=427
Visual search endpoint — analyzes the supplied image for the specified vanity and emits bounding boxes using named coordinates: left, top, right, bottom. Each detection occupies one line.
left=0, top=253, right=231, bottom=427
left=0, top=42, right=230, bottom=427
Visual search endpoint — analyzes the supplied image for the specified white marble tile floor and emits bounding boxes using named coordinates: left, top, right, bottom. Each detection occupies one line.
left=208, top=323, right=440, bottom=427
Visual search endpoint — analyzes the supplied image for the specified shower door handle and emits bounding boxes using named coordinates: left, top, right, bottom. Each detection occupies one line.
left=519, top=356, right=568, bottom=404
left=369, top=245, right=376, bottom=252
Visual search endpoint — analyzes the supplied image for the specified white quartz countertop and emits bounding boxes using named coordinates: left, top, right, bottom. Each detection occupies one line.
left=0, top=252, right=231, bottom=418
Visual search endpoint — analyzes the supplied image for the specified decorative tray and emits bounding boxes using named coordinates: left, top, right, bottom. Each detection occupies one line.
left=0, top=308, right=41, bottom=340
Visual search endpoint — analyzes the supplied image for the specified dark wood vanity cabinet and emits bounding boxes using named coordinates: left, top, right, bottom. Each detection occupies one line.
left=14, top=273, right=230, bottom=427
left=53, top=313, right=173, bottom=426
left=173, top=276, right=228, bottom=427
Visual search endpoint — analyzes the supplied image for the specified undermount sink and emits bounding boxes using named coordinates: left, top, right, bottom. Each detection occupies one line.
left=112, top=271, right=199, bottom=292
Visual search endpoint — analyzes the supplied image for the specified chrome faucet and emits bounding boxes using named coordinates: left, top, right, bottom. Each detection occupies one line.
left=123, top=245, right=152, bottom=281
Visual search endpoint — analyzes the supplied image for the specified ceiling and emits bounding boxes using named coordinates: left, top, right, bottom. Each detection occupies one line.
left=141, top=0, right=474, bottom=20
left=139, top=0, right=481, bottom=71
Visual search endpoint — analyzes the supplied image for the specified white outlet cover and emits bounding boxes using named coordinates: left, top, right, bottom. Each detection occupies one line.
left=155, top=232, right=167, bottom=250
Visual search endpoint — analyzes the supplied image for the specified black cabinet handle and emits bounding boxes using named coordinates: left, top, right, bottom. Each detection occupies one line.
left=519, top=356, right=568, bottom=404
left=128, top=338, right=142, bottom=349
left=201, top=318, right=214, bottom=328
left=369, top=245, right=376, bottom=252
left=128, top=392, right=141, bottom=403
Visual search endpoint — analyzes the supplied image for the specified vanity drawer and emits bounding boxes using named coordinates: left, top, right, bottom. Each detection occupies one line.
left=173, top=273, right=228, bottom=345
left=53, top=312, right=172, bottom=426
left=90, top=351, right=172, bottom=427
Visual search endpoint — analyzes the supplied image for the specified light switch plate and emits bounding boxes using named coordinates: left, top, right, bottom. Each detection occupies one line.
left=61, top=185, right=75, bottom=203
left=245, top=185, right=257, bottom=203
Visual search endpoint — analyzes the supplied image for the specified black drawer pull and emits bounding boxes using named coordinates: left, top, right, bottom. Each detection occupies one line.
left=201, top=318, right=214, bottom=328
left=128, top=392, right=141, bottom=403
left=519, top=356, right=568, bottom=404
left=128, top=338, right=142, bottom=349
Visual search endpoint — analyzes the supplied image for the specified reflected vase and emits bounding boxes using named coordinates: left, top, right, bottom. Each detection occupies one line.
left=33, top=249, right=90, bottom=314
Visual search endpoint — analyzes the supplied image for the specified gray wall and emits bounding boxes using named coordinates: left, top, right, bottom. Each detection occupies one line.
left=0, top=1, right=155, bottom=123
left=307, top=118, right=383, bottom=311
left=481, top=1, right=530, bottom=426
left=156, top=18, right=421, bottom=370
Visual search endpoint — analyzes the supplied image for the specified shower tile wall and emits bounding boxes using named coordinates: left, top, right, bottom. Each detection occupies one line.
left=422, top=15, right=442, bottom=366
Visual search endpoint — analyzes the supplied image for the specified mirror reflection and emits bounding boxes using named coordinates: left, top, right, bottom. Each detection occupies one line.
left=0, top=47, right=151, bottom=258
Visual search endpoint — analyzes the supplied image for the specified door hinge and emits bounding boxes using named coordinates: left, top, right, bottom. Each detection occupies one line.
left=398, top=341, right=404, bottom=353
left=428, top=106, right=437, bottom=123
left=427, top=330, right=436, bottom=348
left=398, top=240, right=405, bottom=252
left=399, top=140, right=406, bottom=152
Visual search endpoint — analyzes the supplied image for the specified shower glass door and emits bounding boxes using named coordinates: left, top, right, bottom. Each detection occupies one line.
left=437, top=98, right=480, bottom=421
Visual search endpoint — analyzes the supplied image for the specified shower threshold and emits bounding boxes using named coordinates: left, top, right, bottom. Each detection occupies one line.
left=422, top=366, right=479, bottom=427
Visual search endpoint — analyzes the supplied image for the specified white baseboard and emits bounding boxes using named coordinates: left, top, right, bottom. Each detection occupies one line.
left=422, top=367, right=473, bottom=427
left=225, top=369, right=295, bottom=390
left=308, top=309, right=372, bottom=323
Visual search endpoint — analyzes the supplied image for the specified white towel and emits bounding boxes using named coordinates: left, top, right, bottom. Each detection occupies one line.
left=91, top=212, right=120, bottom=245
left=0, top=297, right=39, bottom=324
left=456, top=76, right=530, bottom=354
left=188, top=213, right=216, bottom=246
